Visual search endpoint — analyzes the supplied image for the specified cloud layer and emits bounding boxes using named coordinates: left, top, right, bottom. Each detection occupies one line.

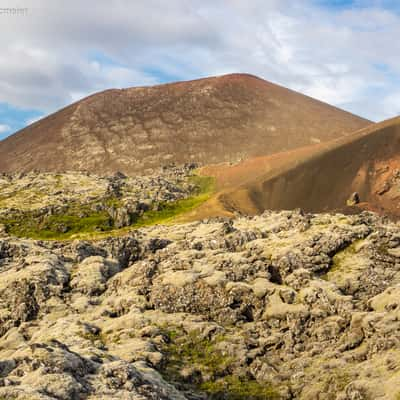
left=1, top=0, right=400, bottom=137
left=0, top=124, right=10, bottom=134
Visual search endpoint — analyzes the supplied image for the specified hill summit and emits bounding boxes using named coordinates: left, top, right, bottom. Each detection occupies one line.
left=0, top=73, right=370, bottom=174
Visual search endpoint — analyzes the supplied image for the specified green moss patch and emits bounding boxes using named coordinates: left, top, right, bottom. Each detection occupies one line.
left=322, top=239, right=365, bottom=281
left=0, top=203, right=112, bottom=240
left=163, top=329, right=232, bottom=380
left=160, top=328, right=279, bottom=400
left=201, top=376, right=280, bottom=400
left=127, top=175, right=215, bottom=228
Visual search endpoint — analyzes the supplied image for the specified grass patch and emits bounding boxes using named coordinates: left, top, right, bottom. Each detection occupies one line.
left=201, top=376, right=280, bottom=400
left=0, top=203, right=112, bottom=240
left=160, top=328, right=279, bottom=400
left=189, top=175, right=215, bottom=195
left=162, top=329, right=232, bottom=381
left=130, top=175, right=215, bottom=228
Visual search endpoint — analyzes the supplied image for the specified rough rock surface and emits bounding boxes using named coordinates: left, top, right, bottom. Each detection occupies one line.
left=1, top=210, right=400, bottom=398
left=0, top=165, right=205, bottom=239
left=0, top=166, right=195, bottom=215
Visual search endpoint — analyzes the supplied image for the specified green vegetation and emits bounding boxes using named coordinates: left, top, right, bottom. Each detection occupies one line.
left=131, top=175, right=215, bottom=228
left=302, top=362, right=352, bottom=398
left=163, top=329, right=233, bottom=380
left=318, top=370, right=352, bottom=398
left=0, top=187, right=50, bottom=209
left=160, top=328, right=279, bottom=400
left=79, top=330, right=106, bottom=346
left=189, top=174, right=215, bottom=194
left=0, top=174, right=215, bottom=240
left=201, top=376, right=280, bottom=400
left=322, top=239, right=364, bottom=280
left=0, top=204, right=112, bottom=240
left=377, top=243, right=389, bottom=256
left=333, top=371, right=352, bottom=392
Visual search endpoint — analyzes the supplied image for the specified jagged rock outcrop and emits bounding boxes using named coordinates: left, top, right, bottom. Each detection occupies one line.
left=0, top=166, right=203, bottom=239
left=1, top=211, right=400, bottom=398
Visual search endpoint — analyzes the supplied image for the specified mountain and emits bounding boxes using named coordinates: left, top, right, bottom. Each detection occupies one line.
left=3, top=73, right=400, bottom=400
left=210, top=116, right=400, bottom=218
left=0, top=73, right=370, bottom=174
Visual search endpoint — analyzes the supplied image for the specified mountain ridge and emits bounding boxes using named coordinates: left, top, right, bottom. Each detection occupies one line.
left=0, top=73, right=370, bottom=174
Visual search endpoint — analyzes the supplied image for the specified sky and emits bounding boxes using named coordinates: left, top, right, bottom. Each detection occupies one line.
left=1, top=0, right=400, bottom=140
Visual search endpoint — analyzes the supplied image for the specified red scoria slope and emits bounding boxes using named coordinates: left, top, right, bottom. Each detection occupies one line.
left=0, top=73, right=370, bottom=174
left=207, top=116, right=400, bottom=219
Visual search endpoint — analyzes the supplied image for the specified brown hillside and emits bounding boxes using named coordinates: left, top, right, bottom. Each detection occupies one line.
left=0, top=73, right=370, bottom=174
left=212, top=116, right=400, bottom=219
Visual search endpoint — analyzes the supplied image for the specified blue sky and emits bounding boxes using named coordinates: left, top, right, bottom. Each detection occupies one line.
left=315, top=0, right=356, bottom=8
left=0, top=103, right=43, bottom=139
left=316, top=0, right=400, bottom=10
left=1, top=0, right=400, bottom=140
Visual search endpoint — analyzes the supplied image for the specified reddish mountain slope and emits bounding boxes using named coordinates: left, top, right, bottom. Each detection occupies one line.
left=0, top=73, right=370, bottom=174
left=211, top=117, right=400, bottom=219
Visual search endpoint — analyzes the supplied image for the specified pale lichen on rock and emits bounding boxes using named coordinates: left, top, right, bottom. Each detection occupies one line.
left=0, top=209, right=400, bottom=398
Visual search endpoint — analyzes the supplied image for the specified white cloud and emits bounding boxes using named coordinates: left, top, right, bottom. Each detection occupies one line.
left=0, top=0, right=400, bottom=121
left=0, top=124, right=11, bottom=134
left=381, top=93, right=400, bottom=119
left=25, top=116, right=43, bottom=125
